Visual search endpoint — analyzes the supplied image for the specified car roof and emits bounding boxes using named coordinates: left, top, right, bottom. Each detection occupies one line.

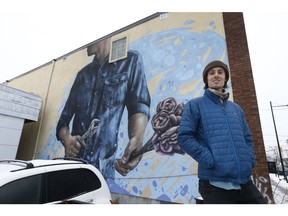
left=0, top=158, right=86, bottom=174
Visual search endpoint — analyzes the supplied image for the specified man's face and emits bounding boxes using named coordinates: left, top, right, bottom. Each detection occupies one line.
left=207, top=67, right=226, bottom=91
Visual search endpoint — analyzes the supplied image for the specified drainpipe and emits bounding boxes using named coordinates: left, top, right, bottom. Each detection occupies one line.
left=33, top=59, right=56, bottom=159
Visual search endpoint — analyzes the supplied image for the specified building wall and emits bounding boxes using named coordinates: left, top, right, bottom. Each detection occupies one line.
left=223, top=13, right=273, bottom=203
left=5, top=12, right=273, bottom=203
left=0, top=84, right=42, bottom=159
left=0, top=115, right=24, bottom=159
left=5, top=64, right=52, bottom=159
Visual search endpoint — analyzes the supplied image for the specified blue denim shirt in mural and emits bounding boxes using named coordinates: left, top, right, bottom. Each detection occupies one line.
left=56, top=50, right=151, bottom=179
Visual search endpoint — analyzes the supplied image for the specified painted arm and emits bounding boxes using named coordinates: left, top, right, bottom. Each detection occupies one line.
left=57, top=126, right=85, bottom=158
left=114, top=112, right=148, bottom=176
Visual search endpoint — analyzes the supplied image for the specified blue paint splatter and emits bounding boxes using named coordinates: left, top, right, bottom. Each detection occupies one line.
left=132, top=186, right=138, bottom=193
left=157, top=194, right=172, bottom=203
left=119, top=131, right=124, bottom=138
left=184, top=20, right=194, bottom=25
left=180, top=184, right=188, bottom=196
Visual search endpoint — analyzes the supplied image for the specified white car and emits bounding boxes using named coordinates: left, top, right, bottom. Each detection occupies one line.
left=0, top=158, right=114, bottom=204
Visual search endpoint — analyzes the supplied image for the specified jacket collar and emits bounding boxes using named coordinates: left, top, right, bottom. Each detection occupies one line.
left=204, top=89, right=229, bottom=105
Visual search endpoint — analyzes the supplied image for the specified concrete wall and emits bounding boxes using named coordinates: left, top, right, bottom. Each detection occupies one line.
left=0, top=84, right=42, bottom=159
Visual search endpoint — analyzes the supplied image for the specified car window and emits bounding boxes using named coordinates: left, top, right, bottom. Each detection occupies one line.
left=46, top=168, right=102, bottom=202
left=0, top=174, right=42, bottom=204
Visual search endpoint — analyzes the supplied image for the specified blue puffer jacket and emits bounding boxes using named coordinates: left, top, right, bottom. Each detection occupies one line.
left=178, top=89, right=256, bottom=184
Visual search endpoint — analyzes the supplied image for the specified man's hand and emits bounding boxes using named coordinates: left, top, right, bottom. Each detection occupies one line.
left=114, top=113, right=148, bottom=176
left=58, top=126, right=86, bottom=157
left=63, top=135, right=86, bottom=157
left=114, top=137, right=142, bottom=176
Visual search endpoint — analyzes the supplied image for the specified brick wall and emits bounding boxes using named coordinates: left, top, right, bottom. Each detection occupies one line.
left=223, top=12, right=274, bottom=203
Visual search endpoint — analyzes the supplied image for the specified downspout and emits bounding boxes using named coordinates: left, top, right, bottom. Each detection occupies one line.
left=33, top=59, right=57, bottom=159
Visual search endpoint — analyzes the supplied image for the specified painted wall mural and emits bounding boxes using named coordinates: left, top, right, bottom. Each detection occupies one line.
left=39, top=15, right=229, bottom=203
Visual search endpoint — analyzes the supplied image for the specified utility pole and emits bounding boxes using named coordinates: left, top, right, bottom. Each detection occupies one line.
left=270, top=101, right=288, bottom=182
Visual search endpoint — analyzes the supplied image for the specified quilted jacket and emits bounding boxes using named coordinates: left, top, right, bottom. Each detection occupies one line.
left=178, top=89, right=256, bottom=184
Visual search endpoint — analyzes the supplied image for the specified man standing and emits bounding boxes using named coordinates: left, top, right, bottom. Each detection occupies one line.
left=178, top=60, right=267, bottom=204
left=56, top=37, right=151, bottom=179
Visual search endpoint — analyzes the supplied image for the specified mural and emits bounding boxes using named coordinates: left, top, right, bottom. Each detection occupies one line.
left=55, top=36, right=151, bottom=180
left=39, top=16, right=229, bottom=203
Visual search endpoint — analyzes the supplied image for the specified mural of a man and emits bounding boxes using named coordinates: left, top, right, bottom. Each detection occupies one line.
left=56, top=37, right=151, bottom=179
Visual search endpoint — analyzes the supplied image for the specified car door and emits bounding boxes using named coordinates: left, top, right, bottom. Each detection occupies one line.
left=45, top=168, right=102, bottom=203
left=0, top=174, right=43, bottom=204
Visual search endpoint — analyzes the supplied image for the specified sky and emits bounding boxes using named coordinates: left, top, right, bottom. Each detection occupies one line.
left=0, top=0, right=288, bottom=157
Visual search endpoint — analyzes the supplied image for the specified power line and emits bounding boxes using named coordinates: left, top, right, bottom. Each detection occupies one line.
left=264, top=134, right=288, bottom=137
left=259, top=108, right=288, bottom=112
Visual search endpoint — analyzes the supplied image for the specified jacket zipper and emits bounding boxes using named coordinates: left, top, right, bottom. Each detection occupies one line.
left=223, top=104, right=241, bottom=182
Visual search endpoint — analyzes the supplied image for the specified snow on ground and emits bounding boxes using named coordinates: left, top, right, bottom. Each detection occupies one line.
left=270, top=173, right=288, bottom=204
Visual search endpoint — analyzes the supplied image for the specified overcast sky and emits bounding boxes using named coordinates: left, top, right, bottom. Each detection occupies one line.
left=0, top=0, right=288, bottom=153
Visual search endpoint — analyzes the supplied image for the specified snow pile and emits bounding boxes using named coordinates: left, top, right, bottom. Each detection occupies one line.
left=270, top=173, right=288, bottom=204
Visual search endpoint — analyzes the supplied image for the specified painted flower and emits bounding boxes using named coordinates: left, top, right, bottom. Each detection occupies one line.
left=129, top=97, right=185, bottom=160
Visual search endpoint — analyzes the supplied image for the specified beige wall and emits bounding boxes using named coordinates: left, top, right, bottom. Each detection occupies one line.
left=8, top=63, right=53, bottom=159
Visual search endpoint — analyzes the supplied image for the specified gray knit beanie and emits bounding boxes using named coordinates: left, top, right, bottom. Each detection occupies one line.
left=202, top=60, right=229, bottom=89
